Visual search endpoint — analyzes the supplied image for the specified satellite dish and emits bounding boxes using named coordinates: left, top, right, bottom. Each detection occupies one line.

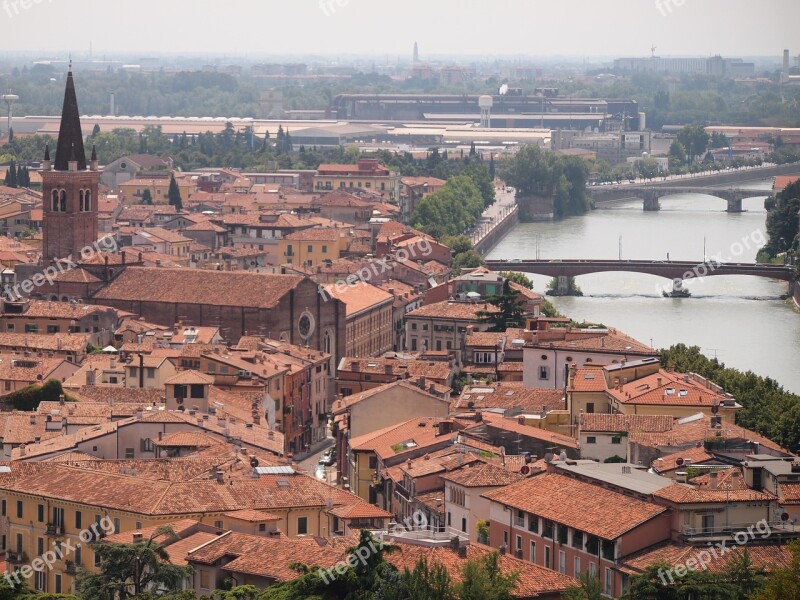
left=676, top=458, right=685, bottom=466
left=520, top=465, right=530, bottom=475
left=711, top=401, right=719, bottom=414
left=781, top=512, right=790, bottom=522
left=544, top=452, right=554, bottom=463
left=250, top=457, right=259, bottom=468
left=326, top=499, right=334, bottom=509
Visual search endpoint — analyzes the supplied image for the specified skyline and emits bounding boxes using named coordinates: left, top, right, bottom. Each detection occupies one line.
left=0, top=0, right=797, bottom=60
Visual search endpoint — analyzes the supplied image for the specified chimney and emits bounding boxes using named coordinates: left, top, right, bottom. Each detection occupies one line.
left=417, top=376, right=425, bottom=389
left=132, top=532, right=143, bottom=543
left=352, top=360, right=360, bottom=372
left=708, top=471, right=718, bottom=490
left=216, top=470, right=224, bottom=483
left=29, top=415, right=36, bottom=425
left=657, top=377, right=662, bottom=386
left=384, top=363, right=393, bottom=375
left=675, top=471, right=687, bottom=483
left=59, top=394, right=65, bottom=406
left=218, top=416, right=227, bottom=428
left=86, top=369, right=96, bottom=386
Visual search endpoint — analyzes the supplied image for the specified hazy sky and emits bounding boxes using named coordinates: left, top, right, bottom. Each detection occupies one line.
left=0, top=0, right=797, bottom=60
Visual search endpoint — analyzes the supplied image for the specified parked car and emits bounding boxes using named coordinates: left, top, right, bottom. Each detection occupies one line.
left=319, top=449, right=336, bottom=466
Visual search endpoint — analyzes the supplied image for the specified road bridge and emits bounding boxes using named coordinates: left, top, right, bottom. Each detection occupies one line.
left=587, top=186, right=762, bottom=212
left=485, top=259, right=795, bottom=295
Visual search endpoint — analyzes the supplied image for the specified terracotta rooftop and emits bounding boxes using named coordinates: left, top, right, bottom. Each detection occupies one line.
left=654, top=468, right=775, bottom=504
left=579, top=414, right=674, bottom=433
left=92, top=267, right=304, bottom=309
left=322, top=280, right=393, bottom=317
left=455, top=383, right=564, bottom=413
left=407, top=300, right=499, bottom=321
left=483, top=472, right=667, bottom=540
left=441, top=461, right=526, bottom=488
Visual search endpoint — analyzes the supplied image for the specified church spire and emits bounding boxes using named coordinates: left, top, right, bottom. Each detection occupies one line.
left=53, top=67, right=86, bottom=171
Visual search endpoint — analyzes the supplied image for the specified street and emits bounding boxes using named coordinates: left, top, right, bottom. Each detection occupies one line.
left=469, top=187, right=518, bottom=246
left=295, top=437, right=337, bottom=484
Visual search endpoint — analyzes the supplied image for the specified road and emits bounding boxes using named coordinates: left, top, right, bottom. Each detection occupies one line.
left=295, top=437, right=337, bottom=484
left=469, top=187, right=518, bottom=246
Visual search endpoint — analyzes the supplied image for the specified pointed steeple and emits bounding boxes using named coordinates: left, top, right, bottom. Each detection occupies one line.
left=43, top=144, right=50, bottom=161
left=54, top=68, right=86, bottom=171
left=90, top=144, right=97, bottom=162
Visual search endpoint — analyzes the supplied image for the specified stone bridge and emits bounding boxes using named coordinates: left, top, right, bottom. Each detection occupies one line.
left=587, top=186, right=761, bottom=212
left=485, top=259, right=795, bottom=294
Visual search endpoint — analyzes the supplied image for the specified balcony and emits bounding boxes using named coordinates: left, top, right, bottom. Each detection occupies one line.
left=680, top=520, right=798, bottom=542
left=65, top=560, right=78, bottom=575
left=46, top=523, right=63, bottom=536
left=6, top=551, right=28, bottom=564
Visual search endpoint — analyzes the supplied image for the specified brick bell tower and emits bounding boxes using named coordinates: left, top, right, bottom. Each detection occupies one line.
left=41, top=64, right=99, bottom=268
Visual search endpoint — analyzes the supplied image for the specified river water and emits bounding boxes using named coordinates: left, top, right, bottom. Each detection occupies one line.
left=486, top=180, right=800, bottom=394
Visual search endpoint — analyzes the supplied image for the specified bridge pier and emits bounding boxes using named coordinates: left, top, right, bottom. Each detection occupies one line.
left=726, top=196, right=743, bottom=213
left=557, top=276, right=569, bottom=294
left=643, top=191, right=660, bottom=211
left=664, top=278, right=691, bottom=298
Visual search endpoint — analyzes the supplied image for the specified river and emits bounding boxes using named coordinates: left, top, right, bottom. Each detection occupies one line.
left=486, top=179, right=800, bottom=394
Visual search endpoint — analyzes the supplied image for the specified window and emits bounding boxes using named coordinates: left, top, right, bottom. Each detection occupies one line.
left=530, top=541, right=536, bottom=563
left=15, top=533, right=22, bottom=553
left=322, top=245, right=327, bottom=253
left=411, top=338, right=417, bottom=351
left=53, top=507, right=64, bottom=527
left=55, top=574, right=62, bottom=594
left=47, top=325, right=60, bottom=334
left=146, top=367, right=155, bottom=379
left=559, top=550, right=566, bottom=574
left=113, top=518, right=121, bottom=534
left=411, top=323, right=417, bottom=330
left=447, top=512, right=451, bottom=526
left=5, top=324, right=13, bottom=332
left=516, top=535, right=522, bottom=551
left=462, top=517, right=467, bottom=533
left=605, top=567, right=613, bottom=596
left=16, top=500, right=23, bottom=519
left=586, top=402, right=595, bottom=413
left=297, top=517, right=308, bottom=535
left=135, top=522, right=142, bottom=530
left=199, top=569, right=210, bottom=590
left=259, top=523, right=266, bottom=532
left=586, top=436, right=596, bottom=444
left=1, top=499, right=5, bottom=516
left=75, top=544, right=82, bottom=566
left=527, top=515, right=538, bottom=533
left=544, top=546, right=551, bottom=569
left=572, top=529, right=584, bottom=550
left=24, top=323, right=38, bottom=333
left=38, top=537, right=44, bottom=557
left=141, top=438, right=154, bottom=453
left=37, top=504, right=44, bottom=522
left=34, top=571, right=44, bottom=591
left=214, top=520, right=223, bottom=529
left=190, top=384, right=205, bottom=399
left=538, top=366, right=550, bottom=380
left=542, top=519, right=553, bottom=539
left=611, top=436, right=622, bottom=445
left=125, top=448, right=135, bottom=459
left=368, top=456, right=377, bottom=469
left=574, top=556, right=581, bottom=576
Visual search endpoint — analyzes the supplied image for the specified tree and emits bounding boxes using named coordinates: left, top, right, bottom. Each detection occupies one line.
left=76, top=526, right=192, bottom=600
left=140, top=188, right=153, bottom=205
left=479, top=280, right=525, bottom=332
left=752, top=540, right=800, bottom=600
left=761, top=179, right=800, bottom=258
left=634, top=157, right=661, bottom=180
left=562, top=573, right=603, bottom=600
left=167, top=174, right=183, bottom=211
left=4, top=160, right=17, bottom=188
left=91, top=124, right=101, bottom=138
left=500, top=272, right=533, bottom=289
left=676, top=125, right=709, bottom=165
left=621, top=561, right=739, bottom=600
left=489, top=154, right=495, bottom=180
left=668, top=140, right=687, bottom=169
left=455, top=551, right=519, bottom=600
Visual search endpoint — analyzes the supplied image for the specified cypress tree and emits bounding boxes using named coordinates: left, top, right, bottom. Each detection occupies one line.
left=167, top=174, right=183, bottom=211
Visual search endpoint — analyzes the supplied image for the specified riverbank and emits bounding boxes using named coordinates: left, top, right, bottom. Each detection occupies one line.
left=474, top=205, right=518, bottom=255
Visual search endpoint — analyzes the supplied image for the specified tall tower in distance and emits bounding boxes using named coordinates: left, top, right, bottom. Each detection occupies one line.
left=41, top=65, right=99, bottom=268
left=2, top=93, right=18, bottom=138
left=413, top=42, right=419, bottom=63
left=782, top=49, right=790, bottom=84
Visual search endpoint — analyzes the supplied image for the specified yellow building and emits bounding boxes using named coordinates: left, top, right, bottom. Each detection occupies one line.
left=118, top=176, right=196, bottom=205
left=0, top=459, right=373, bottom=594
left=278, top=227, right=347, bottom=267
left=313, top=159, right=400, bottom=203
left=567, top=359, right=740, bottom=428
left=321, top=281, right=393, bottom=358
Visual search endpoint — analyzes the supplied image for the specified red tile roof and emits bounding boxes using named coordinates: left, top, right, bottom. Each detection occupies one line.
left=483, top=473, right=666, bottom=540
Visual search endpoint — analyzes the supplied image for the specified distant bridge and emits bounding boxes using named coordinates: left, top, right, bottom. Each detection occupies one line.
left=485, top=259, right=795, bottom=294
left=586, top=185, right=765, bottom=212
